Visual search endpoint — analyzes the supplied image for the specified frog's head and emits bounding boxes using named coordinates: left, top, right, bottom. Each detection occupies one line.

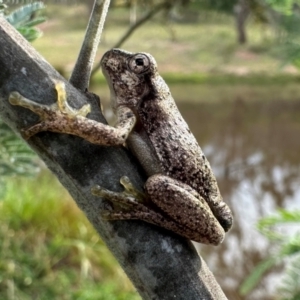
left=101, top=48, right=162, bottom=112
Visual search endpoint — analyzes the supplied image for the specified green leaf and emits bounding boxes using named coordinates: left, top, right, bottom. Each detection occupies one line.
left=265, top=0, right=295, bottom=15
left=257, top=209, right=300, bottom=240
left=280, top=236, right=300, bottom=256
left=249, top=209, right=300, bottom=298
left=0, top=119, right=39, bottom=196
left=23, top=16, right=47, bottom=28
left=17, top=26, right=43, bottom=42
left=240, top=257, right=277, bottom=295
left=5, top=2, right=45, bottom=27
left=279, top=255, right=300, bottom=299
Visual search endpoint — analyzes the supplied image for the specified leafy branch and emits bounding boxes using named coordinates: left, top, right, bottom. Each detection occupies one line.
left=240, top=209, right=300, bottom=298
left=2, top=1, right=46, bottom=41
left=0, top=1, right=46, bottom=194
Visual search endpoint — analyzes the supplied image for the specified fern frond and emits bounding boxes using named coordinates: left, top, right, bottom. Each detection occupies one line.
left=240, top=257, right=277, bottom=295
left=279, top=255, right=300, bottom=300
left=0, top=120, right=39, bottom=179
left=5, top=2, right=45, bottom=28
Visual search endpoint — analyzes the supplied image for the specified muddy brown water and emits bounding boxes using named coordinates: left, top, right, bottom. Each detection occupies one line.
left=97, top=81, right=300, bottom=300
left=177, top=98, right=300, bottom=300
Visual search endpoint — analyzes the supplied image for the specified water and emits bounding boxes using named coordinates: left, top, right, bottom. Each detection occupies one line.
left=178, top=99, right=300, bottom=300
left=97, top=83, right=300, bottom=299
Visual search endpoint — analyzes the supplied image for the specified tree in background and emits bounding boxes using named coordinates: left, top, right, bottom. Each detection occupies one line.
left=234, top=0, right=250, bottom=44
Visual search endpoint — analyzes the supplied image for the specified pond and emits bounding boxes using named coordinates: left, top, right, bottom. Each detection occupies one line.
left=95, top=83, right=300, bottom=300
left=180, top=97, right=300, bottom=300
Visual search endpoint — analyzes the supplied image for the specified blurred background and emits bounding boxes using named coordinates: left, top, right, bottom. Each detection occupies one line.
left=1, top=0, right=300, bottom=299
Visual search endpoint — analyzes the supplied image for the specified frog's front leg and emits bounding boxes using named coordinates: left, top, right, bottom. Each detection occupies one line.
left=9, top=82, right=136, bottom=146
left=95, top=175, right=225, bottom=245
left=9, top=82, right=91, bottom=139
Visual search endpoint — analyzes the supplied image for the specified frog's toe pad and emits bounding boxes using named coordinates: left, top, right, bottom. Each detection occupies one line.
left=91, top=185, right=110, bottom=197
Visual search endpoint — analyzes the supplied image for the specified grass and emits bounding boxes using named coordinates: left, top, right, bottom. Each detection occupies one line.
left=33, top=4, right=297, bottom=78
left=0, top=171, right=140, bottom=300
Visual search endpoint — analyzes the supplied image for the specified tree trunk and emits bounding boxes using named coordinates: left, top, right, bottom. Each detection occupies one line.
left=234, top=0, right=250, bottom=44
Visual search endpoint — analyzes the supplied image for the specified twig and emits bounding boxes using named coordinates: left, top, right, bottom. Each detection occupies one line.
left=69, top=0, right=110, bottom=90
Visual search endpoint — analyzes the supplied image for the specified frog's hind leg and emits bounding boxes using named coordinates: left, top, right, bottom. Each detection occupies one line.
left=144, top=174, right=225, bottom=245
left=92, top=176, right=224, bottom=245
left=94, top=184, right=217, bottom=244
left=101, top=209, right=209, bottom=243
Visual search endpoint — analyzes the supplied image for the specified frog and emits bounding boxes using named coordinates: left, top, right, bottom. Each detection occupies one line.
left=9, top=49, right=233, bottom=245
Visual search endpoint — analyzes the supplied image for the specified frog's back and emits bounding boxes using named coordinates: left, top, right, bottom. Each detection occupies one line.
left=137, top=79, right=219, bottom=201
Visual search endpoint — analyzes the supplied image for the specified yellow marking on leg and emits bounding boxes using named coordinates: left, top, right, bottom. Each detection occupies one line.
left=54, top=81, right=91, bottom=118
left=55, top=81, right=67, bottom=112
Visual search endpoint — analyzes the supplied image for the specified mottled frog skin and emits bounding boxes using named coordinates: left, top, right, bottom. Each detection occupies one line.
left=9, top=49, right=233, bottom=245
left=99, top=49, right=233, bottom=245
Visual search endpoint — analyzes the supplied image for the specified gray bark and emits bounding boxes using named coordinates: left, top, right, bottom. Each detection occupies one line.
left=0, top=17, right=228, bottom=300
left=70, top=0, right=110, bottom=90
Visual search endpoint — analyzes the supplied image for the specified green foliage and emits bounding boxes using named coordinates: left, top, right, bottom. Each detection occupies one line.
left=240, top=257, right=277, bottom=295
left=240, top=209, right=300, bottom=298
left=0, top=1, right=6, bottom=16
left=0, top=172, right=140, bottom=299
left=265, top=0, right=300, bottom=15
left=0, top=121, right=39, bottom=178
left=3, top=1, right=46, bottom=41
left=274, top=24, right=299, bottom=65
left=0, top=120, right=39, bottom=198
left=278, top=37, right=300, bottom=70
left=196, top=0, right=238, bottom=13
left=0, top=1, right=46, bottom=196
left=263, top=0, right=300, bottom=69
left=258, top=209, right=300, bottom=239
left=279, top=255, right=300, bottom=300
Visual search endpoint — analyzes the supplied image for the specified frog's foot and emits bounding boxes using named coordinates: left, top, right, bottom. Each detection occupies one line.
left=9, top=81, right=91, bottom=139
left=92, top=176, right=160, bottom=222
left=91, top=184, right=149, bottom=217
left=119, top=176, right=147, bottom=202
left=91, top=176, right=147, bottom=210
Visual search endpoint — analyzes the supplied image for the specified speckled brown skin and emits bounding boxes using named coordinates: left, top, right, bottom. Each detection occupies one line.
left=100, top=49, right=233, bottom=244
left=8, top=49, right=233, bottom=245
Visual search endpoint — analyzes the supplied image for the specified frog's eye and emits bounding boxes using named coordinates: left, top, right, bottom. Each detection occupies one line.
left=128, top=54, right=150, bottom=74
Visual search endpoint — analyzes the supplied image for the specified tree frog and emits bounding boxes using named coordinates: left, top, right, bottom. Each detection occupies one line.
left=9, top=49, right=233, bottom=245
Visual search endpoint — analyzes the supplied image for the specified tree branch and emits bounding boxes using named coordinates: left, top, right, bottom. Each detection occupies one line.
left=0, top=17, right=228, bottom=300
left=69, top=0, right=110, bottom=90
